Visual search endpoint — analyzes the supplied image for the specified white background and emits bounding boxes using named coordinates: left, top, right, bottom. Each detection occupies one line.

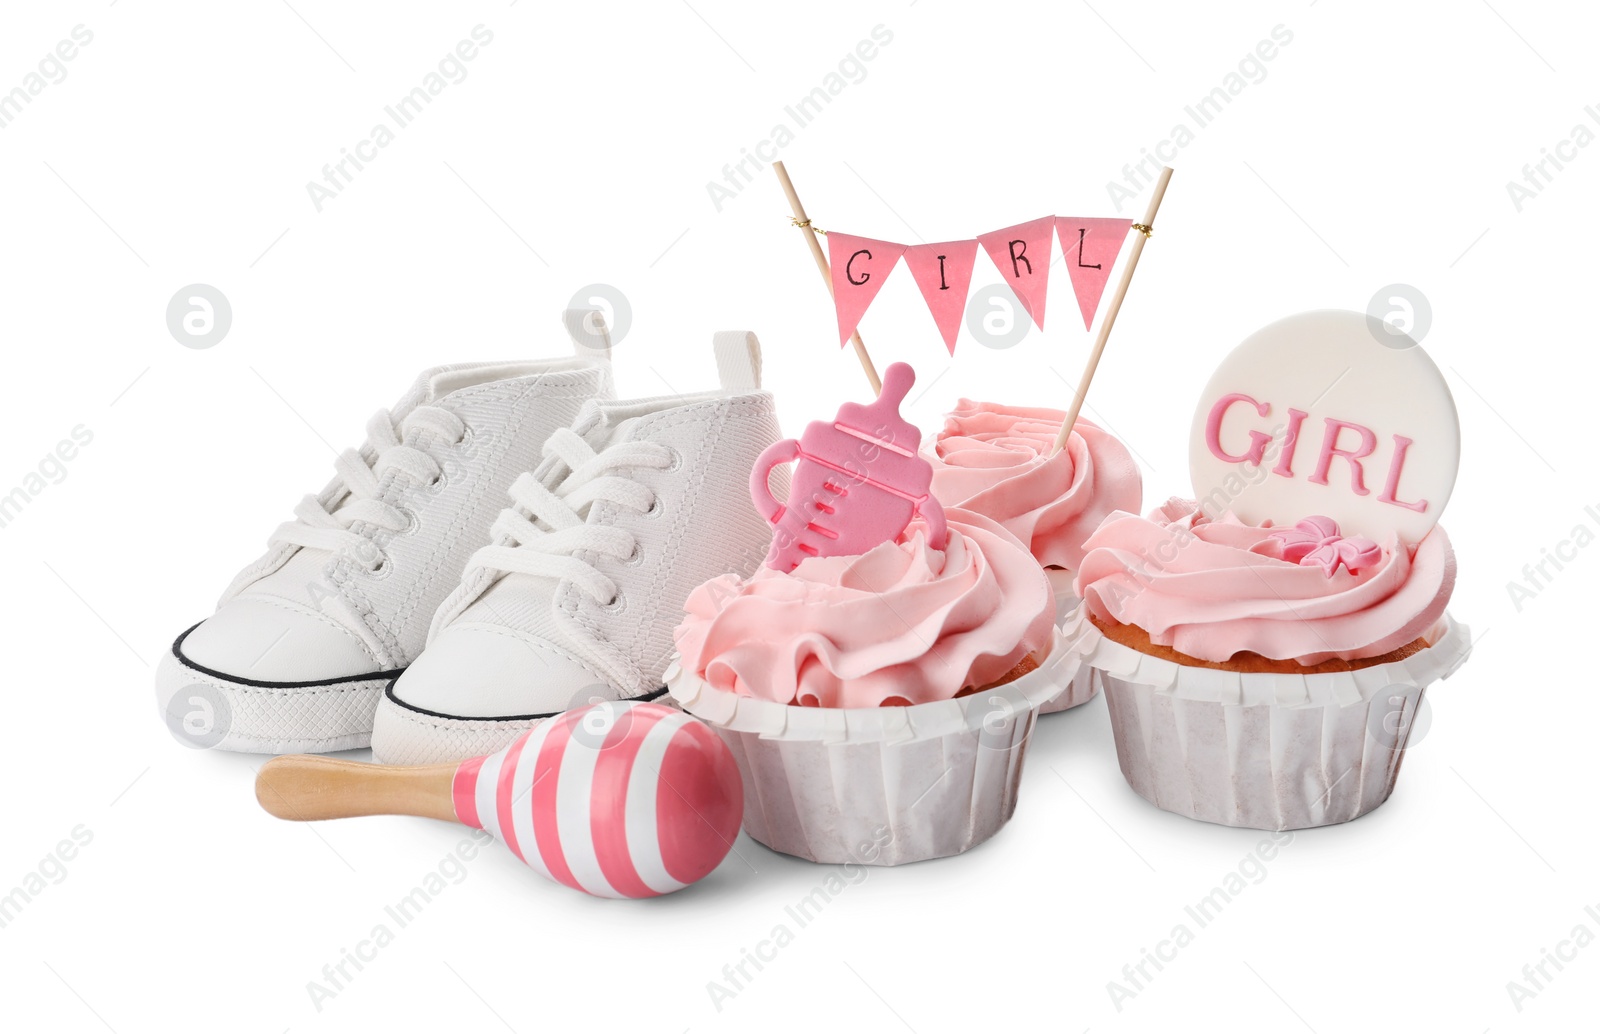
left=0, top=1, right=1592, bottom=1031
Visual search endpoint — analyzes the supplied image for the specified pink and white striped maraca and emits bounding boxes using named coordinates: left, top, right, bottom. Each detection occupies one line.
left=256, top=701, right=743, bottom=898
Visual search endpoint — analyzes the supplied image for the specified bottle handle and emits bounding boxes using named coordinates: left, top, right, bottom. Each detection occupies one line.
left=749, top=439, right=800, bottom=523
left=916, top=492, right=949, bottom=551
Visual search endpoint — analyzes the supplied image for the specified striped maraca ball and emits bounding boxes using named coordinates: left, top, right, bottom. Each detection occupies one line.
left=452, top=701, right=742, bottom=898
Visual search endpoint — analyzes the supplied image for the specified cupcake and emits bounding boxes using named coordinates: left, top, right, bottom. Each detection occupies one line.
left=667, top=509, right=1068, bottom=865
left=924, top=400, right=1141, bottom=711
left=1067, top=499, right=1471, bottom=830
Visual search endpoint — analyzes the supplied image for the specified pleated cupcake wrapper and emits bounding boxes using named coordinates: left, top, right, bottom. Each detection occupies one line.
left=1040, top=586, right=1099, bottom=714
left=1063, top=610, right=1472, bottom=830
left=1038, top=660, right=1101, bottom=715
left=664, top=626, right=1078, bottom=865
left=1046, top=569, right=1079, bottom=624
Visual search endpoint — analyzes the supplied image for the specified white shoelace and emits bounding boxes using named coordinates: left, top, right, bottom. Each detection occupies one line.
left=269, top=405, right=467, bottom=571
left=468, top=425, right=673, bottom=605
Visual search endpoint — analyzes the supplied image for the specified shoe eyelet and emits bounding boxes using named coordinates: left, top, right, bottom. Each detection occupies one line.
left=642, top=497, right=663, bottom=518
left=621, top=544, right=643, bottom=566
left=602, top=591, right=626, bottom=612
left=456, top=426, right=475, bottom=448
left=663, top=447, right=682, bottom=473
left=427, top=474, right=446, bottom=493
left=366, top=558, right=391, bottom=578
left=399, top=508, right=419, bottom=534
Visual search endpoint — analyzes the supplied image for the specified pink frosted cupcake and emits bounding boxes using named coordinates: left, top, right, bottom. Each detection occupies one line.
left=1068, top=498, right=1471, bottom=829
left=924, top=400, right=1141, bottom=711
left=666, top=510, right=1071, bottom=865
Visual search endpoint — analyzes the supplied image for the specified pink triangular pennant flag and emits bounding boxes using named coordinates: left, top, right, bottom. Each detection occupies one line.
left=826, top=233, right=907, bottom=346
left=903, top=240, right=980, bottom=354
left=976, top=216, right=1055, bottom=330
left=1056, top=217, right=1132, bottom=330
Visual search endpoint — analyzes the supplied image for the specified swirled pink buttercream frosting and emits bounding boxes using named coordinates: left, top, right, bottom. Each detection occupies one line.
left=673, top=512, right=1054, bottom=708
left=924, top=401, right=1141, bottom=575
left=1073, top=498, right=1455, bottom=665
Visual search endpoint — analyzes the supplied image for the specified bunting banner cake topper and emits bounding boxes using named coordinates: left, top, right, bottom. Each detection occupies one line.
left=772, top=159, right=1173, bottom=451
left=822, top=216, right=1132, bottom=353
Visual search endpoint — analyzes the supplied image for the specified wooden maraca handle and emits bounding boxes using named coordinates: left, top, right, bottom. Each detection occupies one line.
left=255, top=755, right=460, bottom=823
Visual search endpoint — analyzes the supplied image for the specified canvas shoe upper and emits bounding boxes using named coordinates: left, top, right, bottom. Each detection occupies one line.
left=155, top=311, right=616, bottom=754
left=370, top=331, right=782, bottom=765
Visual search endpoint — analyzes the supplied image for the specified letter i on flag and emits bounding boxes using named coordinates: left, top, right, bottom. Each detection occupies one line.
left=903, top=241, right=980, bottom=354
left=1057, top=217, right=1132, bottom=330
left=826, top=233, right=907, bottom=346
left=977, top=216, right=1056, bottom=330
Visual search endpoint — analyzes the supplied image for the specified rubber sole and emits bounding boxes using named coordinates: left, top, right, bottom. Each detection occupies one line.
left=154, top=636, right=395, bottom=754
left=370, top=682, right=671, bottom=765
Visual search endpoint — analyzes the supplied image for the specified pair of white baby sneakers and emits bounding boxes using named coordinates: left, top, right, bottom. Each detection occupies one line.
left=156, top=312, right=781, bottom=763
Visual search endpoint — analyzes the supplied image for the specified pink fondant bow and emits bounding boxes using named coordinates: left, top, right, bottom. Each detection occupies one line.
left=1269, top=515, right=1381, bottom=576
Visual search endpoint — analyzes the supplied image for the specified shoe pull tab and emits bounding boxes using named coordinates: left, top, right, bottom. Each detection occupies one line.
left=713, top=330, right=762, bottom=392
left=563, top=308, right=612, bottom=365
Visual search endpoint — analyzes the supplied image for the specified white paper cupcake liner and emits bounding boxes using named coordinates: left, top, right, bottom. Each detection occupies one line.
left=664, top=626, right=1077, bottom=865
left=1039, top=575, right=1099, bottom=714
left=1063, top=610, right=1472, bottom=830
left=1046, top=568, right=1080, bottom=624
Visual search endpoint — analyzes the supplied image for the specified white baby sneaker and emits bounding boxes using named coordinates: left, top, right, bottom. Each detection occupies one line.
left=370, top=331, right=781, bottom=765
left=155, top=311, right=616, bottom=754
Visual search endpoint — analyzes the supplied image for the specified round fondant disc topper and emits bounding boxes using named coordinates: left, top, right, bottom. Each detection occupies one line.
left=1188, top=309, right=1459, bottom=544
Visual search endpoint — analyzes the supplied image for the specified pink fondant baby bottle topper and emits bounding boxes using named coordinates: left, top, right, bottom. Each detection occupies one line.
left=751, top=362, right=947, bottom=572
left=1187, top=309, right=1460, bottom=545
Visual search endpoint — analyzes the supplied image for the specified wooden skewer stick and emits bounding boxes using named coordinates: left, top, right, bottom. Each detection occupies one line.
left=1051, top=166, right=1174, bottom=455
left=772, top=160, right=882, bottom=395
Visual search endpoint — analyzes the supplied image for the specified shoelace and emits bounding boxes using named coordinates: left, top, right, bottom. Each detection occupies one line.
left=467, top=426, right=673, bottom=605
left=269, top=406, right=467, bottom=571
